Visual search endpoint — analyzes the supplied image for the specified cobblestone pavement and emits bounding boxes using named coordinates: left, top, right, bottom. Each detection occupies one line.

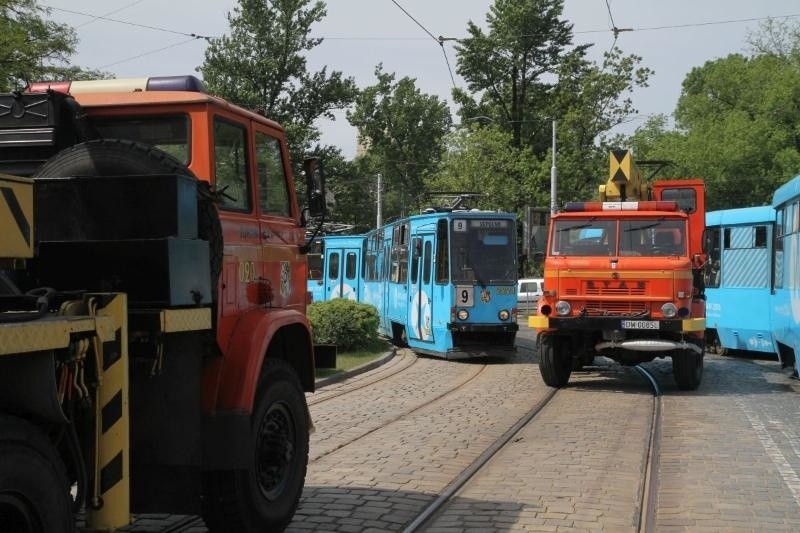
left=646, top=353, right=800, bottom=532
left=287, top=347, right=549, bottom=532
left=422, top=364, right=654, bottom=532
left=101, top=325, right=800, bottom=532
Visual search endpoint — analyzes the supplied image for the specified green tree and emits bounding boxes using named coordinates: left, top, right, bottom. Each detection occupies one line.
left=623, top=20, right=800, bottom=210
left=0, top=0, right=104, bottom=90
left=450, top=0, right=651, bottom=208
left=429, top=125, right=543, bottom=211
left=199, top=0, right=357, bottom=166
left=453, top=0, right=581, bottom=149
left=347, top=65, right=453, bottom=220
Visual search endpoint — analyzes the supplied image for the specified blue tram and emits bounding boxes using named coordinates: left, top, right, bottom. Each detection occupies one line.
left=705, top=206, right=777, bottom=356
left=770, top=176, right=800, bottom=376
left=308, top=209, right=520, bottom=358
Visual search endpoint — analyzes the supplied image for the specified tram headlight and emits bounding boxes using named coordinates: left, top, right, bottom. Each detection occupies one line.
left=498, top=309, right=510, bottom=321
left=555, top=300, right=571, bottom=316
left=661, top=302, right=678, bottom=318
left=457, top=309, right=469, bottom=320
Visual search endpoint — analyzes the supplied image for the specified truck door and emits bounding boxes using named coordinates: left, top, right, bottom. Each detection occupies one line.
left=408, top=235, right=435, bottom=342
left=254, top=128, right=303, bottom=308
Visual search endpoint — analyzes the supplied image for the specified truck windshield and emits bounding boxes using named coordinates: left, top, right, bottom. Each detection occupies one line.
left=551, top=218, right=688, bottom=257
left=551, top=219, right=616, bottom=256
left=620, top=218, right=687, bottom=256
left=450, top=218, right=516, bottom=284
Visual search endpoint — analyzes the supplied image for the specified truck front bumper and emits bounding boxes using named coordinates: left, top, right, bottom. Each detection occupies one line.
left=529, top=314, right=705, bottom=333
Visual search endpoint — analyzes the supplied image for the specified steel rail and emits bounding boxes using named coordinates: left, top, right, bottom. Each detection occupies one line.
left=634, top=364, right=663, bottom=533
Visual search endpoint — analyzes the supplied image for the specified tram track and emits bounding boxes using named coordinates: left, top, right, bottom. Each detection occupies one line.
left=634, top=365, right=662, bottom=533
left=308, top=350, right=419, bottom=406
left=310, top=361, right=490, bottom=463
left=403, top=363, right=663, bottom=532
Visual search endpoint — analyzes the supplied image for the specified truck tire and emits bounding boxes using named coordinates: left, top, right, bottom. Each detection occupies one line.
left=202, top=359, right=309, bottom=532
left=539, top=335, right=572, bottom=387
left=32, top=139, right=223, bottom=298
left=672, top=345, right=704, bottom=391
left=0, top=415, right=74, bottom=533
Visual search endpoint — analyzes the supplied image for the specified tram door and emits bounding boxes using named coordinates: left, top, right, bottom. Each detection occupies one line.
left=326, top=246, right=360, bottom=300
left=408, top=235, right=435, bottom=342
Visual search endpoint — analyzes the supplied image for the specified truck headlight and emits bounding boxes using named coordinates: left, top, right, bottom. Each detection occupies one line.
left=555, top=300, right=571, bottom=316
left=661, top=302, right=678, bottom=318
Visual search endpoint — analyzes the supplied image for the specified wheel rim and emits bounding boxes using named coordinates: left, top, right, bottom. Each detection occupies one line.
left=0, top=492, right=43, bottom=533
left=255, top=402, right=296, bottom=501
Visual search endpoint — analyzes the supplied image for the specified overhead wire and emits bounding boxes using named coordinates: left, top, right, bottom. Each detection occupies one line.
left=44, top=5, right=213, bottom=40
left=75, top=0, right=146, bottom=29
left=389, top=0, right=457, bottom=89
left=98, top=37, right=202, bottom=69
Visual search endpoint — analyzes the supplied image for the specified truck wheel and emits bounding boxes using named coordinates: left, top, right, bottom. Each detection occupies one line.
left=0, top=415, right=74, bottom=533
left=33, top=139, right=223, bottom=297
left=539, top=335, right=572, bottom=387
left=202, top=359, right=309, bottom=532
left=672, top=345, right=704, bottom=390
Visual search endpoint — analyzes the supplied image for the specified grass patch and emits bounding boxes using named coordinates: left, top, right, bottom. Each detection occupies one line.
left=315, top=338, right=392, bottom=379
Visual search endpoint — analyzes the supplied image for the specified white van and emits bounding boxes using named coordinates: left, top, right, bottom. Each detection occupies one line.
left=517, top=278, right=544, bottom=305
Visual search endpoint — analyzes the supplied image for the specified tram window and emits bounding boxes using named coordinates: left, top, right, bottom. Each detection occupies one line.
left=723, top=228, right=731, bottom=249
left=308, top=253, right=323, bottom=280
left=754, top=226, right=767, bottom=248
left=345, top=252, right=357, bottom=280
left=391, top=245, right=408, bottom=283
left=423, top=241, right=432, bottom=284
left=436, top=220, right=449, bottom=284
left=328, top=252, right=339, bottom=279
left=411, top=237, right=421, bottom=284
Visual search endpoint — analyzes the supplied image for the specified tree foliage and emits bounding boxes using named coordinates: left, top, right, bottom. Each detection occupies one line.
left=0, top=0, right=104, bottom=91
left=199, top=0, right=357, bottom=166
left=626, top=19, right=800, bottom=211
left=453, top=0, right=581, bottom=149
left=347, top=65, right=452, bottom=220
left=446, top=0, right=651, bottom=212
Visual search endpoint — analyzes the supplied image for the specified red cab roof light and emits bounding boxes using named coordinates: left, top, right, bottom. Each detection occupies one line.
left=563, top=201, right=678, bottom=212
left=25, top=75, right=206, bottom=95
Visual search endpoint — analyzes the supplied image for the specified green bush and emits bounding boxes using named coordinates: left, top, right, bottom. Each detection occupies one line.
left=307, top=299, right=380, bottom=351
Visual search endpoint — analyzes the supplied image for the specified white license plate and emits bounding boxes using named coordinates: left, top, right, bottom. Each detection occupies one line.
left=621, top=320, right=660, bottom=330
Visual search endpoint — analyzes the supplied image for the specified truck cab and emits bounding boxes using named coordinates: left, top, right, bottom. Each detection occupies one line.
left=531, top=150, right=707, bottom=390
left=0, top=76, right=323, bottom=531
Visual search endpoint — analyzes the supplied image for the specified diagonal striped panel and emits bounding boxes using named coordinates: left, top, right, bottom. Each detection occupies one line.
left=721, top=247, right=769, bottom=288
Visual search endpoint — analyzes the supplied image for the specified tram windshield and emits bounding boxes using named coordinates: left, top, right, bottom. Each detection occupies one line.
left=550, top=218, right=687, bottom=257
left=450, top=218, right=516, bottom=284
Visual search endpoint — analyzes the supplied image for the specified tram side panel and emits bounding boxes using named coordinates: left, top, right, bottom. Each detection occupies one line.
left=705, top=209, right=777, bottom=356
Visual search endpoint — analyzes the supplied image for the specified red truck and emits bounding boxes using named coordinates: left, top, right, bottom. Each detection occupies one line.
left=0, top=75, right=324, bottom=532
left=530, top=150, right=707, bottom=390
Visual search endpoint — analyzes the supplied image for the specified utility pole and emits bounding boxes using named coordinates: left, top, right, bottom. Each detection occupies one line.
left=550, top=119, right=558, bottom=214
left=376, top=173, right=383, bottom=228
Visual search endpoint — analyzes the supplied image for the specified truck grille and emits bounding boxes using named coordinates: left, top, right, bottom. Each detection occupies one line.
left=582, top=280, right=647, bottom=296
left=584, top=301, right=648, bottom=316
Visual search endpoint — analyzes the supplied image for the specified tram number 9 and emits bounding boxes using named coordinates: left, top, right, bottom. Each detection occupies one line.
left=239, top=260, right=258, bottom=283
left=456, top=285, right=474, bottom=307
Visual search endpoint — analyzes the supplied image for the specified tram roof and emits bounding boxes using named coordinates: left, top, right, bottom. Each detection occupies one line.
left=706, top=205, right=775, bottom=227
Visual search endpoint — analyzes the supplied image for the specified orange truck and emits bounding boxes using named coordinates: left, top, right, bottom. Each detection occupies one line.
left=0, top=76, right=324, bottom=532
left=530, top=150, right=707, bottom=390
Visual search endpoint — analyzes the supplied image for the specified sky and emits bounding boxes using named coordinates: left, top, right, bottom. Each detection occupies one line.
left=42, top=1, right=800, bottom=159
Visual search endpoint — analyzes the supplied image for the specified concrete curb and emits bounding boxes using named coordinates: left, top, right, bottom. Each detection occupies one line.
left=314, top=347, right=397, bottom=389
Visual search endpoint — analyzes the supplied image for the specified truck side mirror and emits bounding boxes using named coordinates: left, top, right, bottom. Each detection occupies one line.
left=304, top=156, right=326, bottom=218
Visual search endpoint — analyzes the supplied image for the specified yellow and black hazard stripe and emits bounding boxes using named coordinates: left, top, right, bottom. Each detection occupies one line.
left=0, top=173, right=33, bottom=259
left=85, top=293, right=131, bottom=532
